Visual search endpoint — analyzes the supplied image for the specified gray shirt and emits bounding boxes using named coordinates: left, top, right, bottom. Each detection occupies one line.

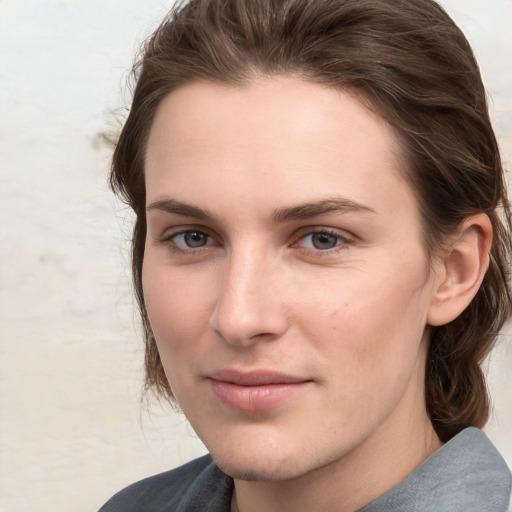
left=98, top=428, right=511, bottom=511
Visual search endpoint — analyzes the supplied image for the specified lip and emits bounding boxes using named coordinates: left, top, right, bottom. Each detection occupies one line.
left=206, top=369, right=311, bottom=412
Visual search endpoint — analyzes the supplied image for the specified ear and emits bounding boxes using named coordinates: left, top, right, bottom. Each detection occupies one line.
left=427, top=214, right=493, bottom=327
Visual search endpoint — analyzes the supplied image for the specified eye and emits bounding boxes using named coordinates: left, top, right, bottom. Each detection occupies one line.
left=296, top=229, right=351, bottom=251
left=307, top=232, right=339, bottom=250
left=172, top=230, right=210, bottom=248
left=155, top=227, right=220, bottom=258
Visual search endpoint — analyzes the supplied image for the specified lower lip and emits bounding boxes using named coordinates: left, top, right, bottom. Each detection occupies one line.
left=208, top=379, right=310, bottom=412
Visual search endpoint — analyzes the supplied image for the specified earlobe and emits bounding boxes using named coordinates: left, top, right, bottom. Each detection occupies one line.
left=427, top=214, right=493, bottom=327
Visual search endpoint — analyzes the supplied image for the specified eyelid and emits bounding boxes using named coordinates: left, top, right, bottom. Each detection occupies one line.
left=154, top=224, right=355, bottom=255
left=156, top=223, right=214, bottom=239
left=155, top=225, right=220, bottom=253
left=290, top=226, right=355, bottom=252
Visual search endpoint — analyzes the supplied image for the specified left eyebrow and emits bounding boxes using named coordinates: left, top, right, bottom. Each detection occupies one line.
left=272, top=197, right=377, bottom=223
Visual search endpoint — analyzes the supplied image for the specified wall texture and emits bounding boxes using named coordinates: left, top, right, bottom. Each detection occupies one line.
left=0, top=1, right=510, bottom=511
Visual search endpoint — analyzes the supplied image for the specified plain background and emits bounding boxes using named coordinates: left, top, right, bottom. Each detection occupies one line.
left=0, top=1, right=510, bottom=511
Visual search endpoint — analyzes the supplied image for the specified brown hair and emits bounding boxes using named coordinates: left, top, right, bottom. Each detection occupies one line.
left=111, top=0, right=512, bottom=442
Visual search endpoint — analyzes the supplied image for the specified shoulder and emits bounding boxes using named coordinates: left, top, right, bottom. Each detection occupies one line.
left=426, top=427, right=511, bottom=510
left=360, top=428, right=512, bottom=512
left=97, top=454, right=233, bottom=512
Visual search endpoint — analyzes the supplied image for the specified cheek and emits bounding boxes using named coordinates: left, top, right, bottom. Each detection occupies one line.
left=142, top=259, right=212, bottom=372
left=296, top=263, right=431, bottom=378
left=299, top=273, right=431, bottom=431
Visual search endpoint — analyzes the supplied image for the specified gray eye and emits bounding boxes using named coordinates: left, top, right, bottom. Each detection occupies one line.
left=184, top=231, right=209, bottom=247
left=311, top=232, right=339, bottom=250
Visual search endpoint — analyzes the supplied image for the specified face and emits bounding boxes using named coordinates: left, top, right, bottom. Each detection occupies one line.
left=143, top=77, right=440, bottom=481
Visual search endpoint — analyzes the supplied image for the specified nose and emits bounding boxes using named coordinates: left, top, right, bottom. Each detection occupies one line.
left=209, top=249, right=288, bottom=347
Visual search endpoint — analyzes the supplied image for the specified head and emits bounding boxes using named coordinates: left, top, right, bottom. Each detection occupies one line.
left=112, top=0, right=511, bottom=450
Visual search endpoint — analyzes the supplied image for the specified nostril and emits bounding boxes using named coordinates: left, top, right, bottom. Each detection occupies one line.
left=211, top=308, right=287, bottom=347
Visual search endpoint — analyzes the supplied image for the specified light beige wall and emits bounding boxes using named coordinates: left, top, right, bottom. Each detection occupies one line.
left=0, top=1, right=510, bottom=511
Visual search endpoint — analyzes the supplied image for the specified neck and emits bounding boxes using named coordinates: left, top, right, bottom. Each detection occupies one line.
left=233, top=419, right=440, bottom=512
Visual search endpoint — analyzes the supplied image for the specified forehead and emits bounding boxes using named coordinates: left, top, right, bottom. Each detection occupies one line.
left=144, top=77, right=416, bottom=222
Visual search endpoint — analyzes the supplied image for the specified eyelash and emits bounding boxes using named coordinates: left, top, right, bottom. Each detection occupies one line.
left=292, top=228, right=353, bottom=255
left=157, top=229, right=215, bottom=255
left=156, top=227, right=354, bottom=256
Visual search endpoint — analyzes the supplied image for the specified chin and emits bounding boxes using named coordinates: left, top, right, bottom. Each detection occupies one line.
left=208, top=439, right=338, bottom=483
left=214, top=454, right=303, bottom=482
left=196, top=424, right=306, bottom=481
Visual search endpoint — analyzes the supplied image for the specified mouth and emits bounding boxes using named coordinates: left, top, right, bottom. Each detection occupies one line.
left=206, top=369, right=312, bottom=412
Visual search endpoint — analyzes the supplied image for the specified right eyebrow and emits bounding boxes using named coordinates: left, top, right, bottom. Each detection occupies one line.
left=146, top=198, right=217, bottom=220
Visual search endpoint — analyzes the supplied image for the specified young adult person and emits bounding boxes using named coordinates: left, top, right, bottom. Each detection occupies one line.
left=99, top=0, right=512, bottom=510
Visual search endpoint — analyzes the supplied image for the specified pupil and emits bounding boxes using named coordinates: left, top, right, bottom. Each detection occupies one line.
left=312, top=232, right=337, bottom=250
left=185, top=231, right=207, bottom=247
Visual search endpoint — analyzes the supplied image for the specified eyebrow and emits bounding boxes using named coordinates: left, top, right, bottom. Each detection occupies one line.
left=146, top=198, right=217, bottom=220
left=146, top=197, right=377, bottom=223
left=272, top=198, right=377, bottom=223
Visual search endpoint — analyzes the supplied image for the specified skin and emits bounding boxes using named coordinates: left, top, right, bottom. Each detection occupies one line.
left=142, top=77, right=484, bottom=511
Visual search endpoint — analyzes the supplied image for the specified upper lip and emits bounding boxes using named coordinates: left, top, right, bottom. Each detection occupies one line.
left=207, top=369, right=309, bottom=386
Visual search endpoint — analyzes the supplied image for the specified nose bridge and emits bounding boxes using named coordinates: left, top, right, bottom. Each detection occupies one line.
left=210, top=242, right=286, bottom=346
